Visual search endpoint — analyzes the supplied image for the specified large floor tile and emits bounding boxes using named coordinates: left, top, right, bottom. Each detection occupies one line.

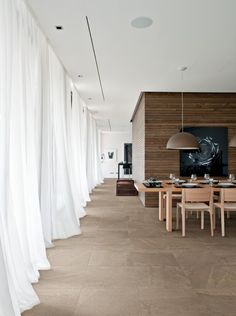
left=140, top=295, right=209, bottom=316
left=127, top=251, right=178, bottom=267
left=89, top=250, right=128, bottom=266
left=74, top=287, right=142, bottom=316
left=23, top=179, right=236, bottom=316
left=24, top=289, right=80, bottom=316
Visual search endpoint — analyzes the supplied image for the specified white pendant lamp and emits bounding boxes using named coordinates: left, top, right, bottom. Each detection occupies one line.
left=166, top=67, right=199, bottom=150
left=229, top=134, right=236, bottom=147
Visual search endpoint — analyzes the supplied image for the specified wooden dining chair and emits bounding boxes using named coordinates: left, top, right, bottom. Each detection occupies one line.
left=176, top=188, right=214, bottom=237
left=214, top=188, right=236, bottom=237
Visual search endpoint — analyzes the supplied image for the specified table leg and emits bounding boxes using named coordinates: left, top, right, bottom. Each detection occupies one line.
left=159, top=191, right=164, bottom=221
left=166, top=190, right=172, bottom=232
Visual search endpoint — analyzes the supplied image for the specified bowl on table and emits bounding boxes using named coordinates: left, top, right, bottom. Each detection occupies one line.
left=143, top=180, right=162, bottom=188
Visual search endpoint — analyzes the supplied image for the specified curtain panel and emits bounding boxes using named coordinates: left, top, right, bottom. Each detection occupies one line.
left=0, top=0, right=103, bottom=313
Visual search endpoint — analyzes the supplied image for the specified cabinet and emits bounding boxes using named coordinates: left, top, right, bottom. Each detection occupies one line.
left=116, top=179, right=138, bottom=196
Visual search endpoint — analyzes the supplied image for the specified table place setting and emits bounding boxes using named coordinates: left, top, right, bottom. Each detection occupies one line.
left=199, top=179, right=219, bottom=184
left=166, top=179, right=186, bottom=185
left=174, top=182, right=201, bottom=188
left=212, top=174, right=236, bottom=188
left=166, top=174, right=186, bottom=185
left=214, top=182, right=236, bottom=188
left=143, top=178, right=163, bottom=188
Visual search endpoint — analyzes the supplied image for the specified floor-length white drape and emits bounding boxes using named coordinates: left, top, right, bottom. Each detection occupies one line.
left=41, top=47, right=80, bottom=244
left=0, top=0, right=43, bottom=312
left=97, top=129, right=104, bottom=184
left=39, top=36, right=54, bottom=248
left=65, top=79, right=90, bottom=209
left=86, top=110, right=103, bottom=192
left=17, top=1, right=50, bottom=275
left=0, top=0, right=103, bottom=313
left=0, top=238, right=20, bottom=316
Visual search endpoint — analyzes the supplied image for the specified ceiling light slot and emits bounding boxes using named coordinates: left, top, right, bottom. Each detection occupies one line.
left=86, top=16, right=105, bottom=101
left=55, top=25, right=63, bottom=30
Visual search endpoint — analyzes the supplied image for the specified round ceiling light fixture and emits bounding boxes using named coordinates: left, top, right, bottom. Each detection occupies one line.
left=55, top=25, right=63, bottom=30
left=131, top=16, right=153, bottom=29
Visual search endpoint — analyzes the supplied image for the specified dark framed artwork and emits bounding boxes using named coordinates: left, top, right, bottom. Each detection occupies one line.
left=104, top=149, right=117, bottom=161
left=180, top=127, right=228, bottom=177
left=124, top=143, right=132, bottom=163
left=124, top=143, right=132, bottom=175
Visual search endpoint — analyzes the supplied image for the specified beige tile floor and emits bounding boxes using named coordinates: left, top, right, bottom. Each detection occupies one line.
left=23, top=179, right=236, bottom=316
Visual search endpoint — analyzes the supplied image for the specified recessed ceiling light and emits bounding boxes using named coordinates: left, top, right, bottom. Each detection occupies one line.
left=178, top=66, right=188, bottom=71
left=77, top=74, right=83, bottom=78
left=131, top=16, right=153, bottom=29
left=55, top=25, right=63, bottom=30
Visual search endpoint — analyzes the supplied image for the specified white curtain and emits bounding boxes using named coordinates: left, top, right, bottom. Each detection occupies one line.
left=40, top=47, right=81, bottom=246
left=49, top=47, right=81, bottom=239
left=65, top=79, right=90, bottom=208
left=97, top=129, right=104, bottom=184
left=0, top=0, right=45, bottom=312
left=86, top=111, right=104, bottom=191
left=0, top=238, right=20, bottom=316
left=0, top=0, right=103, bottom=314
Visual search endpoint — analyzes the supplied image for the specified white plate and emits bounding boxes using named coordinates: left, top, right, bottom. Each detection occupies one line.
left=199, top=180, right=208, bottom=184
left=218, top=183, right=235, bottom=187
left=181, top=183, right=199, bottom=187
left=199, top=180, right=218, bottom=184
left=175, top=180, right=186, bottom=184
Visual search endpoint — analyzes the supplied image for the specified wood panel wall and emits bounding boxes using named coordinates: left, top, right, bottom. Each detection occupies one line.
left=132, top=92, right=236, bottom=207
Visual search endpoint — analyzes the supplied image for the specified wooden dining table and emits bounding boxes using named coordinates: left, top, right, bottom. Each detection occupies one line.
left=134, top=181, right=222, bottom=232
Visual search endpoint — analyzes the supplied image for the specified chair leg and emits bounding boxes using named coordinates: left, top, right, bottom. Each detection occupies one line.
left=213, top=209, right=216, bottom=230
left=163, top=195, right=166, bottom=219
left=210, top=213, right=214, bottom=237
left=227, top=211, right=230, bottom=219
left=176, top=205, right=179, bottom=230
left=201, top=211, right=204, bottom=229
left=196, top=211, right=199, bottom=219
left=221, top=208, right=225, bottom=237
left=182, top=210, right=186, bottom=237
left=159, top=193, right=165, bottom=221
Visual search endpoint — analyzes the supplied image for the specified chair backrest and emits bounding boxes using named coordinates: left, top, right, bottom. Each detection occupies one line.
left=182, top=188, right=212, bottom=203
left=221, top=188, right=236, bottom=202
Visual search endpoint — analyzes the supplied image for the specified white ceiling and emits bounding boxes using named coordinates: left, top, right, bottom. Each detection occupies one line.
left=26, top=0, right=236, bottom=131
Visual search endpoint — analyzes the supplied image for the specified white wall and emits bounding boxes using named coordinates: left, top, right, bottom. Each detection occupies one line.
left=101, top=131, right=132, bottom=178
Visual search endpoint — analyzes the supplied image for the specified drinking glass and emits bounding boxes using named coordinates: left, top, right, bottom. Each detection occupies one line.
left=204, top=173, right=210, bottom=181
left=229, top=174, right=235, bottom=182
left=209, top=178, right=214, bottom=186
left=190, top=174, right=197, bottom=182
left=175, top=178, right=180, bottom=184
left=169, top=173, right=175, bottom=183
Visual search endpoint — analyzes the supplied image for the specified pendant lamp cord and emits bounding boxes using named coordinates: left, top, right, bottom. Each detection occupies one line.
left=181, top=92, right=184, bottom=132
left=181, top=70, right=184, bottom=132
